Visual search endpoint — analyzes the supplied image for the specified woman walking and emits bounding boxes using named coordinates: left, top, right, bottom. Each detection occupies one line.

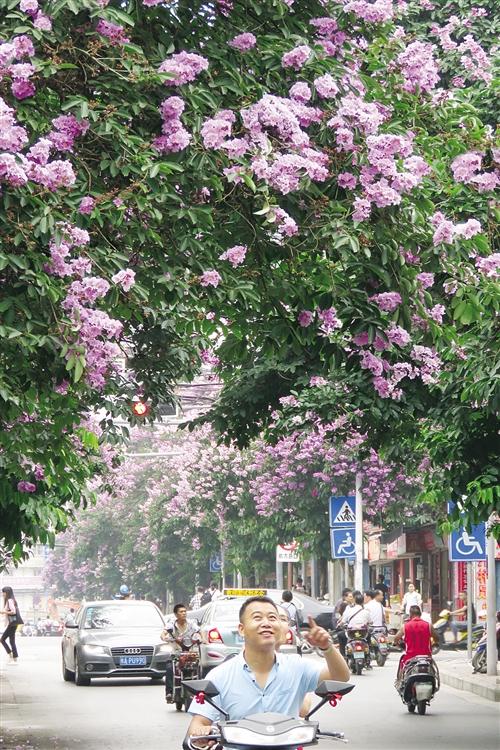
left=1, top=586, right=22, bottom=663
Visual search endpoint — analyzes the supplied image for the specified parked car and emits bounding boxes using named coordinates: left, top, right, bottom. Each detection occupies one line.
left=61, top=600, right=170, bottom=686
left=198, top=593, right=300, bottom=675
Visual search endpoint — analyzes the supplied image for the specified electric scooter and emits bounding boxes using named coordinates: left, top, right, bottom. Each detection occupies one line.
left=182, top=678, right=354, bottom=748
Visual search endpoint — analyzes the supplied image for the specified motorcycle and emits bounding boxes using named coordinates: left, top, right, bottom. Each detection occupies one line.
left=472, top=623, right=500, bottom=674
left=345, top=627, right=370, bottom=675
left=181, top=677, right=354, bottom=749
left=369, top=626, right=389, bottom=667
left=396, top=655, right=440, bottom=715
left=172, top=633, right=202, bottom=712
left=433, top=609, right=484, bottom=652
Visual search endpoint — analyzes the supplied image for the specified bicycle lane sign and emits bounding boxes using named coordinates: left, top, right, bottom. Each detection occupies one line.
left=448, top=501, right=486, bottom=562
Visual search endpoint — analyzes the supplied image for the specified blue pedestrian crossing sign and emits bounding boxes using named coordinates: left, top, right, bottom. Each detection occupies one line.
left=331, top=528, right=356, bottom=559
left=447, top=501, right=486, bottom=562
left=329, top=496, right=356, bottom=527
left=209, top=553, right=223, bottom=573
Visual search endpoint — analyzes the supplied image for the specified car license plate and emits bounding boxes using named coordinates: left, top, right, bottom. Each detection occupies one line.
left=119, top=656, right=147, bottom=666
left=353, top=652, right=365, bottom=659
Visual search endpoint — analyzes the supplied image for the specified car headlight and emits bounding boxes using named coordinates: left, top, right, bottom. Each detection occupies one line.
left=157, top=643, right=174, bottom=654
left=222, top=725, right=315, bottom=746
left=82, top=644, right=109, bottom=655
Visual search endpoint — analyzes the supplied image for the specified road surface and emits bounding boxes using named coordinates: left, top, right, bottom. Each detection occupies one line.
left=1, top=638, right=498, bottom=749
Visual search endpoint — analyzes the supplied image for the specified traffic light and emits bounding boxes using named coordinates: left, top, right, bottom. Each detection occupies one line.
left=131, top=399, right=150, bottom=418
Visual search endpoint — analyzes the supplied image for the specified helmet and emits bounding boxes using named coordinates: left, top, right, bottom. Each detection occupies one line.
left=119, top=584, right=130, bottom=596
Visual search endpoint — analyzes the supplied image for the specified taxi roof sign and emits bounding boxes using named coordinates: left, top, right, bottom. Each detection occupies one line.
left=223, top=589, right=267, bottom=598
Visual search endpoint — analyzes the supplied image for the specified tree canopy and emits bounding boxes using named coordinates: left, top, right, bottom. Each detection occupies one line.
left=1, top=0, right=498, bottom=558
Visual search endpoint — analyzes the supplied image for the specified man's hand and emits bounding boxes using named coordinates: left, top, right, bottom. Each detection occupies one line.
left=305, top=616, right=332, bottom=649
left=187, top=716, right=217, bottom=748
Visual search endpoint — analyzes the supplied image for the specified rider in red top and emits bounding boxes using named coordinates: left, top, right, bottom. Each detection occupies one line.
left=394, top=605, right=438, bottom=678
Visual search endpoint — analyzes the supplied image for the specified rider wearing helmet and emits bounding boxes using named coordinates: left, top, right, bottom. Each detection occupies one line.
left=115, top=584, right=131, bottom=600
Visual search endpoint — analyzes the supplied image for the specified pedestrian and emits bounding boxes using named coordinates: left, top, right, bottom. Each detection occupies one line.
left=208, top=580, right=224, bottom=601
left=449, top=591, right=476, bottom=643
left=332, top=587, right=352, bottom=629
left=1, top=586, right=23, bottom=664
left=293, top=577, right=306, bottom=593
left=280, top=590, right=299, bottom=626
left=401, top=583, right=422, bottom=618
left=376, top=573, right=390, bottom=607
left=189, top=586, right=205, bottom=610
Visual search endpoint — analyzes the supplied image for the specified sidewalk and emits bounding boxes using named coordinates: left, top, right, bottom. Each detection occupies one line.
left=437, top=655, right=500, bottom=702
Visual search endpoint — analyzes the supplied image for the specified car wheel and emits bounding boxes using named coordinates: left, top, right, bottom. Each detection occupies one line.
left=62, top=654, right=75, bottom=682
left=150, top=675, right=164, bottom=682
left=74, top=652, right=91, bottom=686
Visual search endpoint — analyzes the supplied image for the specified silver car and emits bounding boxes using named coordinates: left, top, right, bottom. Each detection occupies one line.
left=61, top=600, right=172, bottom=686
left=199, top=597, right=298, bottom=674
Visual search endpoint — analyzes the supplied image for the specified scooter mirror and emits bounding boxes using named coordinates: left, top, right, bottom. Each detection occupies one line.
left=315, top=680, right=355, bottom=698
left=182, top=679, right=220, bottom=697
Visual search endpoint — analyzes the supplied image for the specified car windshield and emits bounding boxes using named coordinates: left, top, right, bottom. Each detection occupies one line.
left=82, top=604, right=163, bottom=629
left=212, top=601, right=244, bottom=624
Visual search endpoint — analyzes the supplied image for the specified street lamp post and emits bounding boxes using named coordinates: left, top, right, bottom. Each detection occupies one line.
left=355, top=472, right=363, bottom=592
left=486, top=517, right=498, bottom=676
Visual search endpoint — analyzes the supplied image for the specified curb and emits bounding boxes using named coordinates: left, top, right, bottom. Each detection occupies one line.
left=438, top=664, right=500, bottom=702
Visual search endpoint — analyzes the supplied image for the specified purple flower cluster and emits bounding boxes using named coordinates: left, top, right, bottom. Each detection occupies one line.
left=343, top=0, right=394, bottom=23
left=48, top=114, right=90, bottom=152
left=386, top=323, right=411, bottom=346
left=78, top=196, right=95, bottom=215
left=19, top=0, right=52, bottom=32
left=201, top=109, right=235, bottom=149
left=318, top=307, right=342, bottom=334
left=228, top=33, right=257, bottom=52
left=431, top=211, right=482, bottom=246
left=0, top=99, right=85, bottom=191
left=200, top=270, right=222, bottom=288
left=281, top=45, right=312, bottom=71
left=0, top=34, right=36, bottom=100
left=159, top=51, right=209, bottom=86
left=219, top=244, right=247, bottom=267
left=370, top=292, right=402, bottom=312
left=112, top=268, right=136, bottom=291
left=314, top=74, right=339, bottom=99
left=17, top=480, right=37, bottom=493
left=96, top=20, right=130, bottom=46
left=309, top=16, right=346, bottom=56
left=475, top=253, right=500, bottom=280
left=289, top=82, right=312, bottom=103
left=153, top=96, right=191, bottom=154
left=298, top=310, right=314, bottom=327
left=396, top=42, right=440, bottom=93
left=451, top=152, right=498, bottom=193
left=459, top=34, right=492, bottom=84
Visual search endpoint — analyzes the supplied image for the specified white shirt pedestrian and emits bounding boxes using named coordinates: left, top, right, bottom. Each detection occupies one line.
left=341, top=604, right=372, bottom=629
left=365, top=599, right=385, bottom=627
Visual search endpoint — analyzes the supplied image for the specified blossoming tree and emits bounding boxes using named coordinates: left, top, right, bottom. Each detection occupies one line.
left=1, top=0, right=498, bottom=558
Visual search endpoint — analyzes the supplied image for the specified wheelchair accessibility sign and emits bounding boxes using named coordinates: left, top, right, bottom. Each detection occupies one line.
left=449, top=525, right=486, bottom=561
left=331, top=528, right=356, bottom=559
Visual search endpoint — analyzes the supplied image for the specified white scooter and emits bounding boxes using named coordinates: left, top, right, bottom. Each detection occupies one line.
left=182, top=678, right=354, bottom=748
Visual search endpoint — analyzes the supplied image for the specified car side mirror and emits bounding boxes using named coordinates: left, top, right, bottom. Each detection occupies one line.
left=182, top=679, right=219, bottom=697
left=64, top=623, right=78, bottom=629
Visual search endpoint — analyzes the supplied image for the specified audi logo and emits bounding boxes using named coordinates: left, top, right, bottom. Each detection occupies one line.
left=124, top=648, right=142, bottom=654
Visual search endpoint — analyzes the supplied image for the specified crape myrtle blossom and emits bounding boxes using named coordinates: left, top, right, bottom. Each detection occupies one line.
left=158, top=51, right=209, bottom=86
left=200, top=269, right=222, bottom=288
left=281, top=45, right=311, bottom=70
left=153, top=96, right=191, bottom=154
left=78, top=196, right=95, bottom=214
left=289, top=82, right=312, bottom=103
left=450, top=152, right=499, bottom=194
left=112, top=268, right=136, bottom=291
left=431, top=212, right=482, bottom=245
left=96, top=20, right=130, bottom=46
left=396, top=42, right=440, bottom=93
left=475, top=254, right=500, bottom=280
left=298, top=310, right=314, bottom=327
left=228, top=33, right=257, bottom=51
left=318, top=307, right=342, bottom=334
left=342, top=0, right=394, bottom=24
left=458, top=34, right=492, bottom=84
left=17, top=480, right=37, bottom=493
left=370, top=292, right=402, bottom=312
left=219, top=245, right=247, bottom=267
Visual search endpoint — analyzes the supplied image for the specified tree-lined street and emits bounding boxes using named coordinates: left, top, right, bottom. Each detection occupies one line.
left=1, top=639, right=499, bottom=750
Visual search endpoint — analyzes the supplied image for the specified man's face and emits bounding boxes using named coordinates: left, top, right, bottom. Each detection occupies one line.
left=346, top=591, right=354, bottom=605
left=408, top=584, right=415, bottom=593
left=176, top=607, right=187, bottom=624
left=238, top=601, right=280, bottom=649
left=375, top=592, right=383, bottom=603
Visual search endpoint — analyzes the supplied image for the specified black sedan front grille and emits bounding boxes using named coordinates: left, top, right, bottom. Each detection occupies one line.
left=110, top=647, right=154, bottom=656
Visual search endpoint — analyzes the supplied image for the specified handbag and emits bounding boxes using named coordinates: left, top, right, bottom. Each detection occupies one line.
left=7, top=604, right=23, bottom=626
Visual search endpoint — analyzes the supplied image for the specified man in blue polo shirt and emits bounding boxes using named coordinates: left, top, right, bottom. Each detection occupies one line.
left=186, top=595, right=350, bottom=746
